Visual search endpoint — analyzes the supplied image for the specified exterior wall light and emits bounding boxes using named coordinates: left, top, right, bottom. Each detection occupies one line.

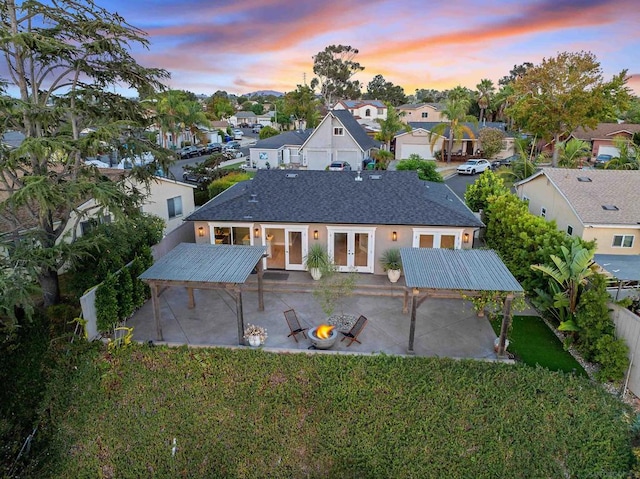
left=313, top=230, right=319, bottom=240
left=254, top=228, right=260, bottom=238
left=198, top=226, right=205, bottom=237
left=463, top=233, right=470, bottom=244
left=392, top=231, right=397, bottom=241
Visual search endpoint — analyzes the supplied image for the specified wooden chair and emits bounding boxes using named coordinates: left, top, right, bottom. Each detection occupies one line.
left=283, top=309, right=308, bottom=342
left=340, top=315, right=368, bottom=347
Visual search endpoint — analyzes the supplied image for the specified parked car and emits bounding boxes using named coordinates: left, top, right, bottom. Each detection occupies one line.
left=205, top=142, right=222, bottom=153
left=594, top=154, right=613, bottom=167
left=328, top=161, right=352, bottom=171
left=496, top=154, right=518, bottom=167
left=182, top=170, right=210, bottom=184
left=456, top=159, right=492, bottom=175
left=238, top=122, right=250, bottom=128
left=252, top=124, right=263, bottom=133
left=223, top=141, right=241, bottom=151
left=233, top=129, right=244, bottom=140
left=178, top=146, right=199, bottom=159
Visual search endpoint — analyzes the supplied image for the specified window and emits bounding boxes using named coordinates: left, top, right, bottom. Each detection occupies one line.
left=167, top=196, right=183, bottom=219
left=80, top=214, right=111, bottom=236
left=567, top=225, right=573, bottom=235
left=522, top=195, right=529, bottom=203
left=421, top=112, right=428, bottom=118
left=612, top=235, right=634, bottom=248
left=365, top=108, right=371, bottom=117
left=540, top=207, right=546, bottom=218
left=377, top=108, right=384, bottom=115
left=333, top=127, right=344, bottom=136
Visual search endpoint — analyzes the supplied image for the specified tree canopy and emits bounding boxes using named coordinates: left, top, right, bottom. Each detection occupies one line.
left=310, top=44, right=364, bottom=107
left=283, top=85, right=321, bottom=129
left=506, top=51, right=630, bottom=165
left=0, top=0, right=172, bottom=309
left=364, top=74, right=407, bottom=106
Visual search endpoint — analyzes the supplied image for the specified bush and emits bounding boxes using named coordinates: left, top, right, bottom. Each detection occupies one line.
left=396, top=156, right=443, bottom=182
left=95, top=273, right=119, bottom=333
left=464, top=169, right=508, bottom=212
left=575, top=274, right=615, bottom=361
left=45, top=303, right=80, bottom=336
left=595, top=335, right=629, bottom=382
left=116, top=269, right=134, bottom=321
left=208, top=172, right=251, bottom=198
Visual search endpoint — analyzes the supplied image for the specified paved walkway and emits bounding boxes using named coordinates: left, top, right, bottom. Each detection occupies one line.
left=127, top=272, right=502, bottom=360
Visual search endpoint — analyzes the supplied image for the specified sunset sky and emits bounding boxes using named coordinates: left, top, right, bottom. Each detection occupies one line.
left=12, top=0, right=640, bottom=97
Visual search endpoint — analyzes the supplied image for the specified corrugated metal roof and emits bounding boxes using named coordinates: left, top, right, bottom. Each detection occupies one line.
left=139, top=243, right=267, bottom=284
left=595, top=254, right=640, bottom=281
left=401, top=248, right=523, bottom=292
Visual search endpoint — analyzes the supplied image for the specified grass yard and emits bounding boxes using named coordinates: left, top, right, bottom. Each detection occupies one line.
left=27, top=344, right=631, bottom=478
left=491, top=315, right=587, bottom=377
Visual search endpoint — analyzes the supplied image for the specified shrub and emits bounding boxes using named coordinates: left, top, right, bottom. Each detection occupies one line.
left=95, top=273, right=119, bottom=333
left=208, top=172, right=251, bottom=198
left=594, top=334, right=629, bottom=382
left=259, top=125, right=279, bottom=139
left=116, top=269, right=134, bottom=321
left=45, top=303, right=80, bottom=336
left=575, top=274, right=615, bottom=360
left=396, top=156, right=443, bottom=182
left=464, top=169, right=508, bottom=212
left=478, top=127, right=505, bottom=159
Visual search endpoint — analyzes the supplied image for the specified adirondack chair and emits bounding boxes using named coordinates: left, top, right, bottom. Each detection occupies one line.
left=340, top=315, right=368, bottom=347
left=283, top=309, right=308, bottom=342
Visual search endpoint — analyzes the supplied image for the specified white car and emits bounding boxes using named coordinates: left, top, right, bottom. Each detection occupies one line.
left=456, top=159, right=492, bottom=175
left=233, top=129, right=244, bottom=140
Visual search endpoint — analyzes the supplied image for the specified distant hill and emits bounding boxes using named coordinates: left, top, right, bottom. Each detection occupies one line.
left=247, top=90, right=284, bottom=98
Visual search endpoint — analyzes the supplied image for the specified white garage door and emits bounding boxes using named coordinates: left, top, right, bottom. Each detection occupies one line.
left=336, top=150, right=361, bottom=168
left=398, top=144, right=433, bottom=160
left=306, top=149, right=329, bottom=170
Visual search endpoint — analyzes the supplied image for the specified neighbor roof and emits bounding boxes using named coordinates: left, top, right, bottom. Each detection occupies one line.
left=516, top=168, right=640, bottom=226
left=404, top=122, right=510, bottom=139
left=398, top=103, right=444, bottom=111
left=594, top=254, right=640, bottom=282
left=186, top=170, right=483, bottom=228
left=139, top=243, right=267, bottom=284
left=336, top=99, right=386, bottom=109
left=251, top=129, right=313, bottom=149
left=571, top=123, right=640, bottom=141
left=401, top=248, right=523, bottom=292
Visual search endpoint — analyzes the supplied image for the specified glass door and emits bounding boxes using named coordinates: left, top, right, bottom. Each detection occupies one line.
left=286, top=229, right=305, bottom=270
left=328, top=227, right=375, bottom=273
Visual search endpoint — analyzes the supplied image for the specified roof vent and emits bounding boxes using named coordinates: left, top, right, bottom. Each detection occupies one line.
left=370, top=174, right=382, bottom=180
left=249, top=193, right=258, bottom=203
left=285, top=173, right=297, bottom=178
left=243, top=215, right=253, bottom=219
left=577, top=177, right=592, bottom=182
left=355, top=171, right=363, bottom=182
left=601, top=205, right=619, bottom=211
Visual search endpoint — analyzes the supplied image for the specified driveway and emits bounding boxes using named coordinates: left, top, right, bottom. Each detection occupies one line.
left=126, top=273, right=499, bottom=360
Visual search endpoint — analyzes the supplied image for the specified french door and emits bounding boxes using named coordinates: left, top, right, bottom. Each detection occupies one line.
left=263, top=226, right=307, bottom=271
left=327, top=227, right=375, bottom=273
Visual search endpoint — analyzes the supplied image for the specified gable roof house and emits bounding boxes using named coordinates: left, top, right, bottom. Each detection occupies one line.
left=186, top=170, right=483, bottom=275
left=515, top=168, right=640, bottom=256
left=248, top=129, right=313, bottom=169
left=397, top=103, right=446, bottom=123
left=332, top=100, right=387, bottom=130
left=570, top=123, right=640, bottom=159
left=299, top=110, right=379, bottom=170
left=394, top=122, right=514, bottom=161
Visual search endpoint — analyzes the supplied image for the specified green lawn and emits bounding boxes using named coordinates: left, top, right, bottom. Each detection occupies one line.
left=491, top=315, right=587, bottom=376
left=27, top=344, right=631, bottom=478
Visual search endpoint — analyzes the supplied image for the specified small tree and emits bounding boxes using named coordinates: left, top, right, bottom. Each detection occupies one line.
left=464, top=169, right=508, bottom=212
left=557, top=138, right=591, bottom=168
left=477, top=127, right=505, bottom=159
left=396, top=155, right=443, bottom=182
left=259, top=126, right=279, bottom=140
left=313, top=265, right=357, bottom=318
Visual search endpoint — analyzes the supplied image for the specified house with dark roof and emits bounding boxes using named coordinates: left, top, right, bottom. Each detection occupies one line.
left=394, top=122, right=514, bottom=161
left=248, top=129, right=313, bottom=169
left=332, top=100, right=387, bottom=129
left=186, top=170, right=483, bottom=275
left=515, top=168, right=640, bottom=255
left=299, top=110, right=379, bottom=170
left=569, top=123, right=640, bottom=160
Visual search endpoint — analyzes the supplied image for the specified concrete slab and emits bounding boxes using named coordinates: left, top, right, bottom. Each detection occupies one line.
left=127, top=281, right=504, bottom=360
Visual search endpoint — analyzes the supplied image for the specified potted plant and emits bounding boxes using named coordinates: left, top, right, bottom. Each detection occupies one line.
left=379, top=248, right=402, bottom=283
left=243, top=324, right=267, bottom=347
left=304, top=244, right=329, bottom=280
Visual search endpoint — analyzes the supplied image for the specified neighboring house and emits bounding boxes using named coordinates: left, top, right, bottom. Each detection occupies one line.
left=299, top=110, right=379, bottom=170
left=394, top=122, right=514, bottom=160
left=515, top=168, right=640, bottom=255
left=333, top=100, right=387, bottom=129
left=230, top=111, right=257, bottom=127
left=397, top=103, right=446, bottom=123
left=186, top=170, right=483, bottom=275
left=570, top=123, right=640, bottom=159
left=248, top=129, right=313, bottom=169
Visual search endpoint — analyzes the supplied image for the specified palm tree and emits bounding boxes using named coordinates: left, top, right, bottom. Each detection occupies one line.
left=428, top=98, right=477, bottom=164
left=182, top=100, right=210, bottom=145
left=476, top=79, right=495, bottom=125
left=495, top=137, right=540, bottom=186
left=531, top=238, right=596, bottom=332
left=605, top=137, right=640, bottom=170
left=155, top=90, right=189, bottom=149
left=557, top=138, right=591, bottom=168
left=374, top=104, right=411, bottom=152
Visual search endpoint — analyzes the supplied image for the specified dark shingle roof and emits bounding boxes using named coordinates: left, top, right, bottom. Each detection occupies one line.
left=331, top=110, right=379, bottom=151
left=252, top=129, right=313, bottom=149
left=187, top=170, right=482, bottom=228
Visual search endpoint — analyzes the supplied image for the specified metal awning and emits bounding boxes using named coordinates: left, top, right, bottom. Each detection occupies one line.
left=594, top=254, right=640, bottom=282
left=140, top=243, right=267, bottom=344
left=400, top=248, right=523, bottom=355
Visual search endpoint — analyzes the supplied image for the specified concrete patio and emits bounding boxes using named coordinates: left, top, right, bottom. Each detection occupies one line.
left=127, top=271, right=501, bottom=360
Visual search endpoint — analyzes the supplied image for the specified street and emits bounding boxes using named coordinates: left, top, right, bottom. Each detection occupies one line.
left=444, top=169, right=478, bottom=201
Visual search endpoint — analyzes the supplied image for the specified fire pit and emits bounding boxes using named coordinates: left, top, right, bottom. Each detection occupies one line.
left=308, top=324, right=338, bottom=350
